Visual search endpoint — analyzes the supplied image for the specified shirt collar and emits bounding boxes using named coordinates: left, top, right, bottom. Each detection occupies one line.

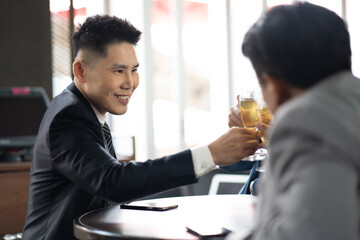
left=90, top=105, right=106, bottom=125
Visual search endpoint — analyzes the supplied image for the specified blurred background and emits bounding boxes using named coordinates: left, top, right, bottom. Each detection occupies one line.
left=1, top=0, right=359, bottom=161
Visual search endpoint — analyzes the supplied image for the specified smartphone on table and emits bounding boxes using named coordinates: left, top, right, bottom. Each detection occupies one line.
left=120, top=202, right=178, bottom=211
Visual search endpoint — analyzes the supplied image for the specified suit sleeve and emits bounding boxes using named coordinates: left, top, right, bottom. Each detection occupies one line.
left=252, top=130, right=358, bottom=240
left=48, top=106, right=197, bottom=203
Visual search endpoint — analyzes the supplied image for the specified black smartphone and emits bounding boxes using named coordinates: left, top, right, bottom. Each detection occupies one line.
left=120, top=203, right=178, bottom=211
left=186, top=225, right=232, bottom=237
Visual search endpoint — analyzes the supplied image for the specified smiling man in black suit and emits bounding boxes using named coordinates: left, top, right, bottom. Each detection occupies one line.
left=22, top=15, right=261, bottom=240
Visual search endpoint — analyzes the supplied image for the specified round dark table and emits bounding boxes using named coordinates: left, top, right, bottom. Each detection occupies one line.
left=74, top=194, right=255, bottom=240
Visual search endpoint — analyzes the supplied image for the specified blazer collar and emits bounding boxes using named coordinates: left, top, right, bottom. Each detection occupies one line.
left=67, top=82, right=103, bottom=124
left=67, top=82, right=88, bottom=105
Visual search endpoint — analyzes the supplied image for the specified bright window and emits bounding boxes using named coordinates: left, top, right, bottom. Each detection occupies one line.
left=50, top=0, right=359, bottom=162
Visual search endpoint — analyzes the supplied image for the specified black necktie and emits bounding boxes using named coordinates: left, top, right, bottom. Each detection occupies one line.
left=102, top=122, right=116, bottom=158
left=102, top=122, right=117, bottom=207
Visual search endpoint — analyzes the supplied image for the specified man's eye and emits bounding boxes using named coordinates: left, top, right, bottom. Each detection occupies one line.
left=115, top=70, right=123, bottom=73
left=132, top=68, right=138, bottom=73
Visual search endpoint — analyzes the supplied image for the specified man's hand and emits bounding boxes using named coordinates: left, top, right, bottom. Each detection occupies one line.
left=228, top=95, right=243, bottom=128
left=256, top=122, right=270, bottom=135
left=208, top=127, right=260, bottom=166
left=228, top=94, right=271, bottom=141
left=228, top=104, right=244, bottom=128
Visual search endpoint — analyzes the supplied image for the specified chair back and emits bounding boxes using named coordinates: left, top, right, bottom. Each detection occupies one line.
left=208, top=174, right=249, bottom=195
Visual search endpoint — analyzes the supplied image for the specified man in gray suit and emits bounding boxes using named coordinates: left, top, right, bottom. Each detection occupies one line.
left=230, top=2, right=360, bottom=240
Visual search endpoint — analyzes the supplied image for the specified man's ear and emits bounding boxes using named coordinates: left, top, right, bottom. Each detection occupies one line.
left=261, top=73, right=292, bottom=112
left=73, top=60, right=87, bottom=83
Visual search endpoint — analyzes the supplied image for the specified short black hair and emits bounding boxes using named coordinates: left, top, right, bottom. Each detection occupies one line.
left=72, top=15, right=142, bottom=58
left=242, top=2, right=351, bottom=88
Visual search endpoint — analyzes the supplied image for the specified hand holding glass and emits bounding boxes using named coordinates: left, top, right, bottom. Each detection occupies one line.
left=238, top=91, right=272, bottom=161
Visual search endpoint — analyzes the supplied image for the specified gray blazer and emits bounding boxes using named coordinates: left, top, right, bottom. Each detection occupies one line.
left=250, top=71, right=360, bottom=240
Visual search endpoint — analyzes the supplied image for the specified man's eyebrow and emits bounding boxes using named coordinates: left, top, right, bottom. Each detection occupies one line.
left=112, top=63, right=128, bottom=69
left=112, top=63, right=140, bottom=69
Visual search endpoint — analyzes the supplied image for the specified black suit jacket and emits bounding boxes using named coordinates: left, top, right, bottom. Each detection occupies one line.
left=22, top=83, right=197, bottom=240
